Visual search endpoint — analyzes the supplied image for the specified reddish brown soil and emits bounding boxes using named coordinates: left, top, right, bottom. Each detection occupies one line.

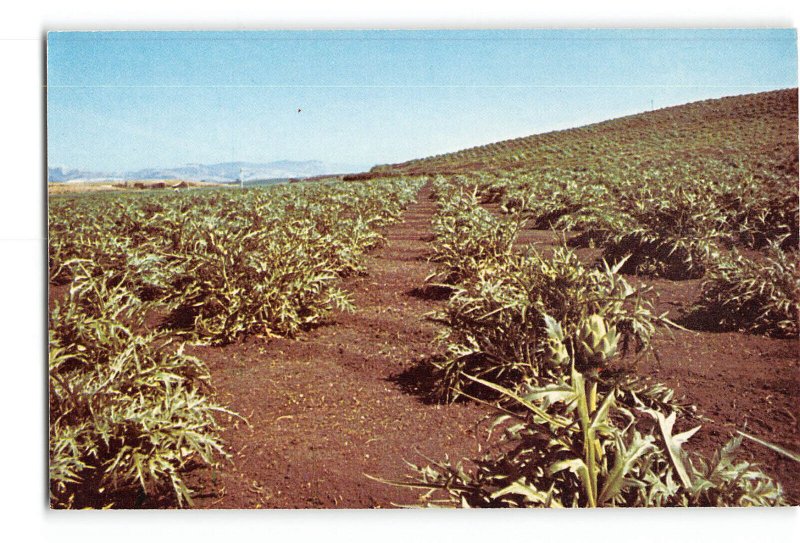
left=183, top=185, right=489, bottom=508
left=49, top=183, right=799, bottom=507
left=483, top=203, right=800, bottom=503
left=185, top=188, right=798, bottom=507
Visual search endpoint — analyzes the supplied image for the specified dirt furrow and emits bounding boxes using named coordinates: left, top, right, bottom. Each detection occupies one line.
left=187, top=184, right=487, bottom=508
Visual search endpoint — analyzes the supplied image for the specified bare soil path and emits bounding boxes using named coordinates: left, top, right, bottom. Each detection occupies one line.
left=187, top=184, right=488, bottom=508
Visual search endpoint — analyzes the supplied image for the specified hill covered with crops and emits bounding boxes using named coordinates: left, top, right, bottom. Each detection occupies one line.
left=374, top=88, right=797, bottom=180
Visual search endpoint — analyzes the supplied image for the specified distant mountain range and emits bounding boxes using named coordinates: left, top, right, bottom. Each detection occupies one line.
left=48, top=160, right=370, bottom=183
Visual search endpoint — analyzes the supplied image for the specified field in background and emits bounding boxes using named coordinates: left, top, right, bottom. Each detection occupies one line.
left=376, top=89, right=797, bottom=178
left=47, top=179, right=229, bottom=195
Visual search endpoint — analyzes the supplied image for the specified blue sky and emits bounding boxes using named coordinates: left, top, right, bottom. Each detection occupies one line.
left=47, top=29, right=797, bottom=172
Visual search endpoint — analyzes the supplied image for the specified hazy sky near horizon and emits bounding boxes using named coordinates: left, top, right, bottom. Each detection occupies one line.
left=47, top=29, right=797, bottom=172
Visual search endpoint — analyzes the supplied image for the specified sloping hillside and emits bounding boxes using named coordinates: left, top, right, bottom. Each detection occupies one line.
left=374, top=89, right=798, bottom=180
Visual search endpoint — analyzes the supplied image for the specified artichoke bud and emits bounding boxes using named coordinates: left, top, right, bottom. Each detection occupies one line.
left=548, top=338, right=570, bottom=366
left=576, top=314, right=619, bottom=366
left=543, top=314, right=570, bottom=366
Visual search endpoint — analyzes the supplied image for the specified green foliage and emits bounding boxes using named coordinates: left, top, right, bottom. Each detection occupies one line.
left=691, top=242, right=800, bottom=337
left=49, top=177, right=426, bottom=506
left=463, top=161, right=795, bottom=281
left=432, top=246, right=668, bottom=402
left=384, top=90, right=797, bottom=280
left=716, top=174, right=799, bottom=251
left=369, top=90, right=797, bottom=508
left=49, top=271, right=235, bottom=508
left=737, top=431, right=800, bottom=463
left=379, top=90, right=797, bottom=200
left=381, top=316, right=785, bottom=508
left=597, top=179, right=727, bottom=278
left=50, top=178, right=425, bottom=345
left=164, top=215, right=355, bottom=344
left=428, top=179, right=523, bottom=286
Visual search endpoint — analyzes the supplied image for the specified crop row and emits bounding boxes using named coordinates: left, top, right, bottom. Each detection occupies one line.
left=467, top=165, right=798, bottom=337
left=48, top=177, right=425, bottom=507
left=380, top=176, right=789, bottom=507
